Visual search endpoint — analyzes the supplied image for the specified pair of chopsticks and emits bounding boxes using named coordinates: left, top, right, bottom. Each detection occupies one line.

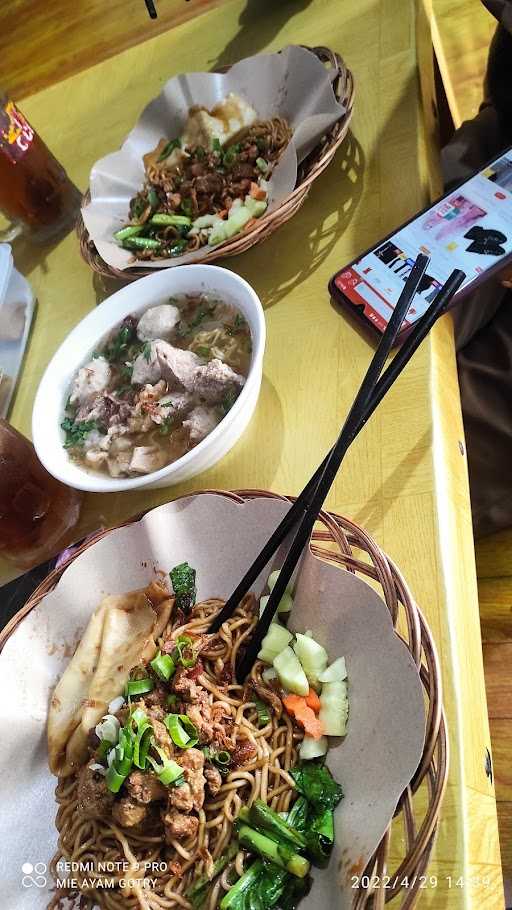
left=209, top=256, right=465, bottom=682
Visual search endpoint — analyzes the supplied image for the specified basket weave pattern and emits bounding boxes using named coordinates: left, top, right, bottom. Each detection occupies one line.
left=76, top=46, right=355, bottom=280
left=0, top=489, right=447, bottom=909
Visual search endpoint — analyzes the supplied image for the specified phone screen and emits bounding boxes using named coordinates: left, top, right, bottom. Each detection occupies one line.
left=330, top=148, right=512, bottom=334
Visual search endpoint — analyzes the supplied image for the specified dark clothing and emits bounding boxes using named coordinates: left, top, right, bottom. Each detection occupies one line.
left=442, top=1, right=512, bottom=537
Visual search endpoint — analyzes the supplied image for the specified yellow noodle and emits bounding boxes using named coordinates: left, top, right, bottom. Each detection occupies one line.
left=48, top=597, right=301, bottom=909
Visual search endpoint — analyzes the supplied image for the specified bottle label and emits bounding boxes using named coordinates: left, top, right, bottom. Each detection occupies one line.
left=0, top=100, right=34, bottom=163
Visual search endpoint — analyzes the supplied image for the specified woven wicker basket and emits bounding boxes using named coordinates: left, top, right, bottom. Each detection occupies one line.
left=0, top=488, right=447, bottom=908
left=76, top=46, right=355, bottom=281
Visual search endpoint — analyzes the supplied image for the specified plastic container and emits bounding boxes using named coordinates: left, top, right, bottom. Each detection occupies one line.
left=0, top=243, right=35, bottom=416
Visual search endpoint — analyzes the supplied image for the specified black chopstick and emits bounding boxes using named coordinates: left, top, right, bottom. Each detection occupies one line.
left=211, top=265, right=464, bottom=650
left=210, top=255, right=429, bottom=637
left=145, top=0, right=157, bottom=18
left=234, top=255, right=430, bottom=680
left=232, top=266, right=465, bottom=682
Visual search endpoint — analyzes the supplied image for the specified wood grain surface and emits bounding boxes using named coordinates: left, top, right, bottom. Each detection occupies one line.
left=431, top=0, right=496, bottom=127
left=0, top=0, right=504, bottom=902
left=0, top=0, right=230, bottom=99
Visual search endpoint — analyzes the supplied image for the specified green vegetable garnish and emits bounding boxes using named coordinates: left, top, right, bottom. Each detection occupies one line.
left=142, top=341, right=152, bottom=362
left=186, top=842, right=239, bottom=909
left=219, top=388, right=238, bottom=416
left=222, top=144, right=241, bottom=168
left=173, top=634, right=196, bottom=668
left=202, top=746, right=231, bottom=774
left=124, top=677, right=154, bottom=697
left=113, top=224, right=145, bottom=241
left=180, top=198, right=193, bottom=219
left=212, top=138, right=222, bottom=153
left=148, top=187, right=160, bottom=210
left=130, top=708, right=153, bottom=770
left=239, top=802, right=306, bottom=851
left=61, top=418, right=101, bottom=449
left=158, top=415, right=175, bottom=435
left=219, top=859, right=310, bottom=910
left=164, top=713, right=199, bottom=749
left=157, top=137, right=181, bottom=161
left=254, top=699, right=270, bottom=728
left=104, top=321, right=137, bottom=363
left=195, top=345, right=211, bottom=359
left=166, top=693, right=178, bottom=708
left=289, top=762, right=343, bottom=812
left=105, top=724, right=134, bottom=793
left=122, top=236, right=162, bottom=251
left=147, top=744, right=184, bottom=786
left=236, top=824, right=310, bottom=878
left=150, top=650, right=176, bottom=682
left=168, top=238, right=188, bottom=257
left=170, top=561, right=197, bottom=614
left=256, top=157, right=268, bottom=173
left=150, top=213, right=191, bottom=227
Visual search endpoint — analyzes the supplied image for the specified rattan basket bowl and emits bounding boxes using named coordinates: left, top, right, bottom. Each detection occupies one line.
left=0, top=488, right=447, bottom=909
left=76, top=46, right=355, bottom=281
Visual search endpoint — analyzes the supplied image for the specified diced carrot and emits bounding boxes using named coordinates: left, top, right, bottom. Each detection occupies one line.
left=217, top=209, right=228, bottom=219
left=283, top=694, right=325, bottom=740
left=304, top=688, right=321, bottom=713
left=250, top=181, right=267, bottom=201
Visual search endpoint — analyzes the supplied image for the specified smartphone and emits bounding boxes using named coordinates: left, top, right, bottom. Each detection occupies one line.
left=329, top=146, right=512, bottom=341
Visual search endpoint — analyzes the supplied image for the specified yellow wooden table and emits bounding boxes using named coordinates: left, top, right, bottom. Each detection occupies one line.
left=3, top=0, right=504, bottom=904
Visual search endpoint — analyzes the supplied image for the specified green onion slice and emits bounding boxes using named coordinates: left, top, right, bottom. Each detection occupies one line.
left=166, top=693, right=178, bottom=707
left=147, top=744, right=184, bottom=786
left=105, top=765, right=126, bottom=794
left=125, top=677, right=154, bottom=697
left=165, top=713, right=199, bottom=749
left=150, top=650, right=176, bottom=681
left=255, top=699, right=271, bottom=728
left=173, top=635, right=196, bottom=669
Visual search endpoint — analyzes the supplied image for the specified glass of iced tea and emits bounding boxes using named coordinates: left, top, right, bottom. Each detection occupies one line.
left=0, top=420, right=82, bottom=569
left=0, top=95, right=81, bottom=244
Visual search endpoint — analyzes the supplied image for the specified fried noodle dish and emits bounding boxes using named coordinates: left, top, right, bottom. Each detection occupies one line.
left=48, top=564, right=346, bottom=910
left=114, top=94, right=292, bottom=260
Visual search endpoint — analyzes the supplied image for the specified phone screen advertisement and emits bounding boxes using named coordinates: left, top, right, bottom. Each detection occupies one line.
left=333, top=151, right=512, bottom=331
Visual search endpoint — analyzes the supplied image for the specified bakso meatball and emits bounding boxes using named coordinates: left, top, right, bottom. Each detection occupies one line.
left=69, top=356, right=111, bottom=408
left=131, top=342, right=162, bottom=385
left=183, top=405, right=220, bottom=442
left=156, top=341, right=203, bottom=391
left=192, top=358, right=245, bottom=404
left=137, top=304, right=180, bottom=342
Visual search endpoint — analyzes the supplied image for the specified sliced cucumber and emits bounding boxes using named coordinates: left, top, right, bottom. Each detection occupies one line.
left=259, top=592, right=293, bottom=617
left=209, top=222, right=228, bottom=246
left=258, top=623, right=293, bottom=664
left=273, top=646, right=309, bottom=696
left=267, top=569, right=293, bottom=595
left=318, top=656, right=347, bottom=683
left=293, top=633, right=328, bottom=687
left=245, top=196, right=267, bottom=218
left=299, top=735, right=328, bottom=760
left=224, top=206, right=251, bottom=238
left=319, top=679, right=349, bottom=736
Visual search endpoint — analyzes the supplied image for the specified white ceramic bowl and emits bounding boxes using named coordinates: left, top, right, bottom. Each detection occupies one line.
left=32, top=265, right=265, bottom=492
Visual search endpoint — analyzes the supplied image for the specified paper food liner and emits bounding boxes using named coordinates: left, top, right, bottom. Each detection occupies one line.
left=0, top=494, right=425, bottom=909
left=81, top=46, right=345, bottom=271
